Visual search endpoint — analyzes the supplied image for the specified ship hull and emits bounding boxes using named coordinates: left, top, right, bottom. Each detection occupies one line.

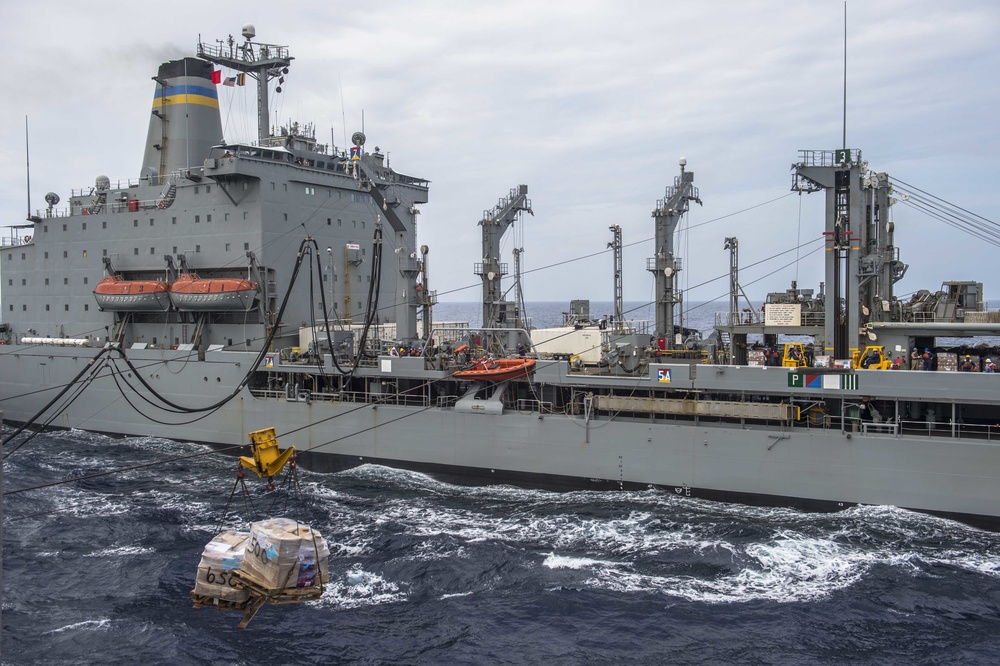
left=3, top=345, right=999, bottom=530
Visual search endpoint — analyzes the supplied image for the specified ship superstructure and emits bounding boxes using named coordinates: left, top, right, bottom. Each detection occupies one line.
left=4, top=25, right=427, bottom=357
left=3, top=27, right=1000, bottom=530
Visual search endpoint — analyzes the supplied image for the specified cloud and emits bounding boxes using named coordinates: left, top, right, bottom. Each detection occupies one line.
left=2, top=0, right=998, bottom=308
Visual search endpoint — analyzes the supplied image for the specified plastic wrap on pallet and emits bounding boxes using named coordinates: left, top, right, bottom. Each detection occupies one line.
left=193, top=530, right=251, bottom=602
left=241, top=518, right=330, bottom=590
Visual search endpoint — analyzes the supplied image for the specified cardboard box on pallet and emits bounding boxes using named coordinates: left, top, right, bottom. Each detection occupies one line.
left=241, top=518, right=330, bottom=590
left=193, top=530, right=251, bottom=603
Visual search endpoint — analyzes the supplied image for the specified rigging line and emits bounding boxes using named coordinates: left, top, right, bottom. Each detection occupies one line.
left=899, top=200, right=1000, bottom=248
left=106, top=357, right=196, bottom=414
left=892, top=177, right=997, bottom=227
left=297, top=404, right=434, bottom=454
left=107, top=357, right=228, bottom=426
left=1, top=443, right=246, bottom=497
left=115, top=237, right=317, bottom=412
left=685, top=245, right=827, bottom=315
left=507, top=235, right=827, bottom=357
left=898, top=187, right=999, bottom=232
left=2, top=354, right=113, bottom=459
left=370, top=191, right=801, bottom=309
left=1, top=346, right=110, bottom=448
left=901, top=193, right=1000, bottom=240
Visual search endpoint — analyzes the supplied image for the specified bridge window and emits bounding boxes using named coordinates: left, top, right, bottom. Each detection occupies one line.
left=103, top=221, right=107, bottom=229
left=207, top=214, right=212, bottom=223
left=134, top=219, right=138, bottom=227
left=83, top=223, right=87, bottom=230
left=195, top=215, right=200, bottom=224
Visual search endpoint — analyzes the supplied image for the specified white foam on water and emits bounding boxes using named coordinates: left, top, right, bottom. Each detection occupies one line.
left=43, top=618, right=113, bottom=634
left=315, top=565, right=407, bottom=609
left=83, top=545, right=156, bottom=558
left=440, top=591, right=474, bottom=599
left=234, top=464, right=1000, bottom=607
left=543, top=553, right=621, bottom=571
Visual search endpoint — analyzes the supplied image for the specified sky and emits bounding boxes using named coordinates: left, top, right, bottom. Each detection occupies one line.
left=2, top=1, right=998, bottom=308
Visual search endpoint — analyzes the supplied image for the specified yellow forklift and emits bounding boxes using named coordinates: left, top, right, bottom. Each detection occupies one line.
left=781, top=342, right=808, bottom=367
left=852, top=345, right=893, bottom=370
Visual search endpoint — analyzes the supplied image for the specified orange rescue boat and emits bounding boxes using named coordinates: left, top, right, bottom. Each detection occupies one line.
left=169, top=273, right=258, bottom=312
left=452, top=357, right=536, bottom=381
left=93, top=275, right=171, bottom=311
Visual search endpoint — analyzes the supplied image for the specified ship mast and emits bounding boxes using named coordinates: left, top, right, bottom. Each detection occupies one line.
left=476, top=185, right=533, bottom=329
left=197, top=25, right=293, bottom=143
left=649, top=159, right=701, bottom=346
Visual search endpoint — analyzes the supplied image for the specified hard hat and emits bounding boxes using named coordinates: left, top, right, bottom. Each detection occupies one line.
left=966, top=355, right=971, bottom=359
left=987, top=359, right=993, bottom=363
left=925, top=348, right=930, bottom=352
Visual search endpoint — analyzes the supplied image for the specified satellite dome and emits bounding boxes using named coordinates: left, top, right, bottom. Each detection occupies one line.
left=44, top=192, right=60, bottom=207
left=96, top=175, right=111, bottom=190
left=242, top=24, right=256, bottom=40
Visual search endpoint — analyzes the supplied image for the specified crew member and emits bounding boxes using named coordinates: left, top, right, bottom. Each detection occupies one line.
left=959, top=355, right=976, bottom=372
left=910, top=347, right=921, bottom=371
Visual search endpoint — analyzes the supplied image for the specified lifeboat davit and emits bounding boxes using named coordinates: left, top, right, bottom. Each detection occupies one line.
left=169, top=273, right=258, bottom=312
left=93, top=275, right=171, bottom=311
left=452, top=357, right=536, bottom=381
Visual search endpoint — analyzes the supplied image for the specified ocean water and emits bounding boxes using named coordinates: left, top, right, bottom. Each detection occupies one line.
left=3, top=301, right=1000, bottom=664
left=4, top=430, right=1000, bottom=665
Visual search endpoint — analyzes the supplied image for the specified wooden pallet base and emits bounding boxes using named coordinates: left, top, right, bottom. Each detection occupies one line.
left=190, top=570, right=324, bottom=628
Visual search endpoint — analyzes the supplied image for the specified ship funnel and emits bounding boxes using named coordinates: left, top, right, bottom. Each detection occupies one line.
left=141, top=57, right=223, bottom=183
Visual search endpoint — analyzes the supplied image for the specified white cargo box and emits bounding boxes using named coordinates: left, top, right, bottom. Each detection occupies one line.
left=530, top=327, right=604, bottom=364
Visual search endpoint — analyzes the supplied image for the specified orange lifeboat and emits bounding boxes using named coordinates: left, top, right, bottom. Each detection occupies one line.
left=93, top=275, right=171, bottom=311
left=452, top=357, right=536, bottom=381
left=169, top=273, right=258, bottom=312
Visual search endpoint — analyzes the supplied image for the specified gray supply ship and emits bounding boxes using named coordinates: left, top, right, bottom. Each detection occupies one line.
left=3, top=26, right=1000, bottom=528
